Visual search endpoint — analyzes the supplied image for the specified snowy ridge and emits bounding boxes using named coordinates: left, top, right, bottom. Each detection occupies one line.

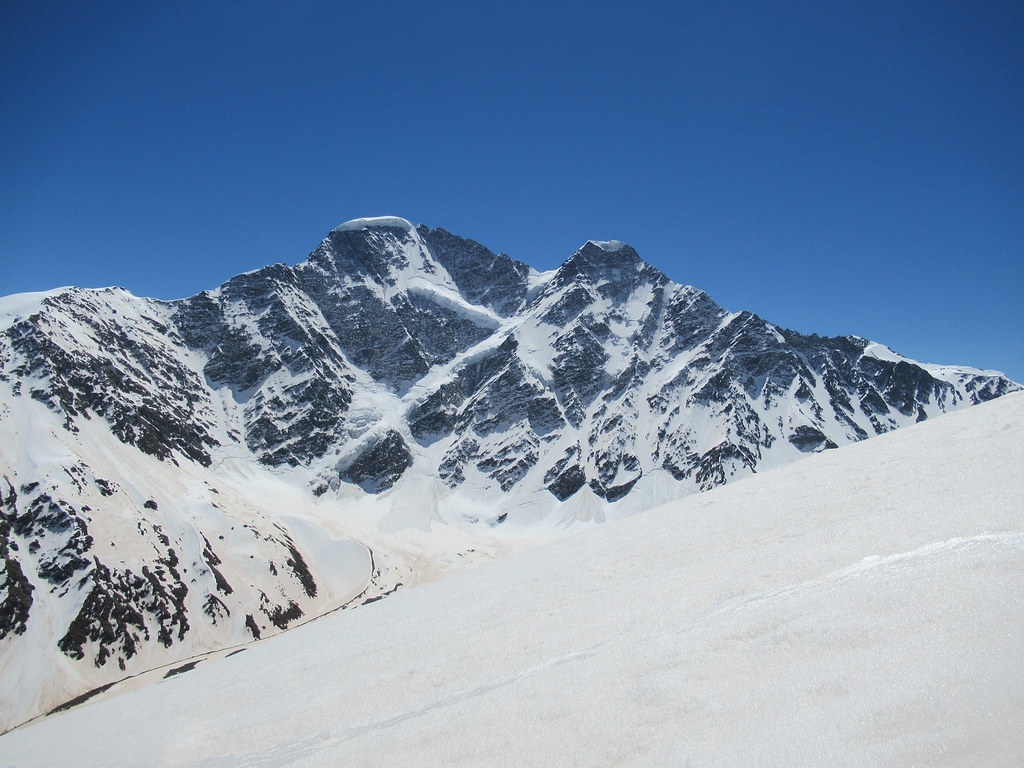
left=0, top=289, right=69, bottom=330
left=0, top=217, right=1019, bottom=731
left=2, top=391, right=1021, bottom=766
left=861, top=339, right=1008, bottom=380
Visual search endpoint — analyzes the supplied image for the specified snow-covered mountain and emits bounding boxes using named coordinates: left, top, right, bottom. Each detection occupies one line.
left=0, top=216, right=1018, bottom=732
left=3, top=389, right=1021, bottom=767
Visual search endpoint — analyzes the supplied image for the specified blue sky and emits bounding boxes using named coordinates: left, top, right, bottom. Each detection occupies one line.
left=2, top=1, right=1022, bottom=381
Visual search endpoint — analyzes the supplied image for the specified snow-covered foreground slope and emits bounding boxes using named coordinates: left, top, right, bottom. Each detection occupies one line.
left=4, top=391, right=1022, bottom=767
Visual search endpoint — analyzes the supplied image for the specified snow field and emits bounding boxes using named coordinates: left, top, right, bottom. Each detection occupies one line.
left=2, top=392, right=1022, bottom=767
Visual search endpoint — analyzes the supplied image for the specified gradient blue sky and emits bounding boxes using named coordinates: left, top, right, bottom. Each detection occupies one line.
left=2, top=1, right=1022, bottom=381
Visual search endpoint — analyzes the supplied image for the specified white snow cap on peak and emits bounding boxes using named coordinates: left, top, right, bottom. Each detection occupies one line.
left=588, top=239, right=626, bottom=252
left=861, top=342, right=904, bottom=363
left=332, top=216, right=417, bottom=233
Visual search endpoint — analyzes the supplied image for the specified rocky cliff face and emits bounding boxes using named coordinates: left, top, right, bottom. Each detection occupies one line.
left=0, top=216, right=1017, bottom=730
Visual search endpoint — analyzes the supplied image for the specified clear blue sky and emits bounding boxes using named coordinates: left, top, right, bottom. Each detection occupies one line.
left=2, top=1, right=1021, bottom=381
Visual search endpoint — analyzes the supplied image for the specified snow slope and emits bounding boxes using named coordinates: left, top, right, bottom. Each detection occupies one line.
left=3, top=391, right=1021, bottom=767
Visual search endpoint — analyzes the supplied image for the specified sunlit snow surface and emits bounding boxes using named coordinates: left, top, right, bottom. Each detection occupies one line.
left=3, top=393, right=1023, bottom=767
left=331, top=215, right=416, bottom=233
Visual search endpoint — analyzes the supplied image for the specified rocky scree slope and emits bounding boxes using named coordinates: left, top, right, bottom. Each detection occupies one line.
left=0, top=216, right=1018, bottom=731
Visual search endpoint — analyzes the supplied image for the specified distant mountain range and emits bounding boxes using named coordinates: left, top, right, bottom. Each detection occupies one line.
left=0, top=216, right=1018, bottom=731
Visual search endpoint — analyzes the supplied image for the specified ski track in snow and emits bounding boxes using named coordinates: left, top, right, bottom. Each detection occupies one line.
left=706, top=530, right=1024, bottom=618
left=277, top=531, right=1024, bottom=764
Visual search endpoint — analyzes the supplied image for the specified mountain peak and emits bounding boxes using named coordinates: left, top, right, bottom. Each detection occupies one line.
left=552, top=239, right=664, bottom=292
left=563, top=238, right=639, bottom=269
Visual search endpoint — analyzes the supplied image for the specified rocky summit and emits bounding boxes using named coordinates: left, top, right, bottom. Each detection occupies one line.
left=0, top=216, right=1018, bottom=730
